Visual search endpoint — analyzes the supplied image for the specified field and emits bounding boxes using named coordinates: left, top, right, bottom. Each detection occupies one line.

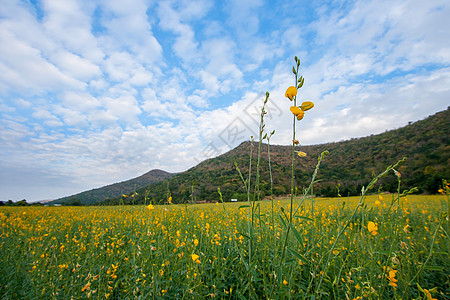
left=0, top=194, right=448, bottom=299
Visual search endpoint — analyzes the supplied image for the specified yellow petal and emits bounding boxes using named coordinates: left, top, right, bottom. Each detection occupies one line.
left=285, top=86, right=297, bottom=100
left=300, top=101, right=314, bottom=111
left=368, top=221, right=378, bottom=232
left=191, top=254, right=199, bottom=261
left=147, top=204, right=154, bottom=211
left=296, top=110, right=305, bottom=120
left=290, top=106, right=302, bottom=116
left=297, top=151, right=307, bottom=157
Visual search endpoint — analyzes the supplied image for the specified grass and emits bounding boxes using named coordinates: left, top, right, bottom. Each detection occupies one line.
left=1, top=57, right=448, bottom=299
left=0, top=194, right=448, bottom=299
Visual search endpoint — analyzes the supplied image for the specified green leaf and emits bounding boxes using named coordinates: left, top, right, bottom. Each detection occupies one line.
left=424, top=265, right=444, bottom=271
left=288, top=247, right=307, bottom=263
left=239, top=205, right=251, bottom=209
left=289, top=223, right=303, bottom=244
left=278, top=213, right=288, bottom=230
left=293, top=215, right=313, bottom=221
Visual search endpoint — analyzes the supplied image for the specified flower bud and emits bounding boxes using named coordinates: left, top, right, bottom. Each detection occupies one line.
left=285, top=86, right=297, bottom=100
left=300, top=101, right=314, bottom=111
left=290, top=106, right=303, bottom=116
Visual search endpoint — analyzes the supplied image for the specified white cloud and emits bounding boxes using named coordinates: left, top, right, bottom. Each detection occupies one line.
left=157, top=1, right=200, bottom=63
left=1, top=0, right=449, bottom=202
left=32, top=108, right=64, bottom=127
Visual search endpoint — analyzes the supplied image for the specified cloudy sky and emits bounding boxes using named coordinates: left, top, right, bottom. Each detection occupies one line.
left=1, top=0, right=449, bottom=202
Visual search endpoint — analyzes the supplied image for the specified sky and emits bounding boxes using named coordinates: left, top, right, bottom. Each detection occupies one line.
left=1, top=0, right=449, bottom=202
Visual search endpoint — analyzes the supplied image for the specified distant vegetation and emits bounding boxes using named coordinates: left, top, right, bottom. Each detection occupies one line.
left=100, top=108, right=449, bottom=206
left=52, top=169, right=173, bottom=205
left=51, top=108, right=449, bottom=206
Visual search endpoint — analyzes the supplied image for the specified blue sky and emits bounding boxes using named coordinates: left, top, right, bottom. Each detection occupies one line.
left=1, top=0, right=449, bottom=202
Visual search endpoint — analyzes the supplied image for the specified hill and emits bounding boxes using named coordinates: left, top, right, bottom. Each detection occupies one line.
left=51, top=169, right=174, bottom=205
left=101, top=108, right=449, bottom=205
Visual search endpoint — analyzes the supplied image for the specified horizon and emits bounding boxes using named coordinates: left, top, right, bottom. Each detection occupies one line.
left=13, top=107, right=448, bottom=203
left=1, top=0, right=449, bottom=202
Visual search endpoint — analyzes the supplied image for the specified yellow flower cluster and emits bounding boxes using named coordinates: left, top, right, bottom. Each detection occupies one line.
left=367, top=221, right=378, bottom=236
left=285, top=86, right=314, bottom=121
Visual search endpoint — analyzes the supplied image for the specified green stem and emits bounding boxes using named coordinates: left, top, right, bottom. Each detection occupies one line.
left=314, top=158, right=406, bottom=296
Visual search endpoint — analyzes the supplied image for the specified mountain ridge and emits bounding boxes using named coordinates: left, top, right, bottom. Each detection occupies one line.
left=51, top=169, right=174, bottom=205
left=100, top=108, right=449, bottom=205
left=54, top=108, right=449, bottom=205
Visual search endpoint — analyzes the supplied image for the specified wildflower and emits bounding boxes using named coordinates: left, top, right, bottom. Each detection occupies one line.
left=191, top=253, right=201, bottom=264
left=300, top=101, right=314, bottom=111
left=375, top=200, right=381, bottom=206
left=194, top=239, right=199, bottom=247
left=423, top=289, right=438, bottom=300
left=403, top=224, right=412, bottom=233
left=285, top=86, right=297, bottom=100
left=293, top=139, right=299, bottom=145
left=168, top=197, right=172, bottom=204
left=388, top=269, right=398, bottom=288
left=367, top=221, right=378, bottom=236
left=283, top=279, right=288, bottom=285
left=81, top=282, right=91, bottom=292
left=147, top=204, right=154, bottom=211
left=297, top=151, right=307, bottom=157
left=290, top=106, right=303, bottom=116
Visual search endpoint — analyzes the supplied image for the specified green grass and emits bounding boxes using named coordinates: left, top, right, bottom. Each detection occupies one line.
left=0, top=194, right=448, bottom=299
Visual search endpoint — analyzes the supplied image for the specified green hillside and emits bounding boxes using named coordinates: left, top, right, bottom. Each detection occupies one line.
left=101, top=108, right=449, bottom=205
left=52, top=169, right=174, bottom=205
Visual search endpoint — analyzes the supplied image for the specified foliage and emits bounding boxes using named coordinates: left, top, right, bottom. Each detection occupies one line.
left=101, top=108, right=449, bottom=205
left=52, top=169, right=174, bottom=205
left=0, top=195, right=447, bottom=299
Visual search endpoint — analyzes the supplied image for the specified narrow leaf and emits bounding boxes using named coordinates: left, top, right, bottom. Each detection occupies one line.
left=278, top=213, right=288, bottom=229
left=289, top=223, right=303, bottom=244
left=294, top=215, right=313, bottom=221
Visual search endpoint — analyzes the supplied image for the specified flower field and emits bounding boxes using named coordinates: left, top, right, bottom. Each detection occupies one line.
left=0, top=194, right=448, bottom=299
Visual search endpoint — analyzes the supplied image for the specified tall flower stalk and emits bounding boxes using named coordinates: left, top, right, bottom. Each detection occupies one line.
left=270, top=56, right=317, bottom=297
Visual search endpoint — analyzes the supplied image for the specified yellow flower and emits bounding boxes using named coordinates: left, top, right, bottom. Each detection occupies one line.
left=285, top=86, right=297, bottom=100
left=283, top=279, right=288, bottom=285
left=300, top=101, right=314, bottom=111
left=296, top=110, right=305, bottom=120
left=81, top=282, right=91, bottom=292
left=367, top=221, right=378, bottom=236
left=387, top=269, right=398, bottom=287
left=168, top=196, right=172, bottom=204
left=194, top=239, right=199, bottom=247
left=424, top=289, right=437, bottom=300
left=403, top=224, right=411, bottom=233
left=191, top=253, right=200, bottom=264
left=293, top=139, right=299, bottom=145
left=375, top=200, right=381, bottom=206
left=290, top=106, right=302, bottom=116
left=297, top=151, right=307, bottom=157
left=147, top=204, right=155, bottom=211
